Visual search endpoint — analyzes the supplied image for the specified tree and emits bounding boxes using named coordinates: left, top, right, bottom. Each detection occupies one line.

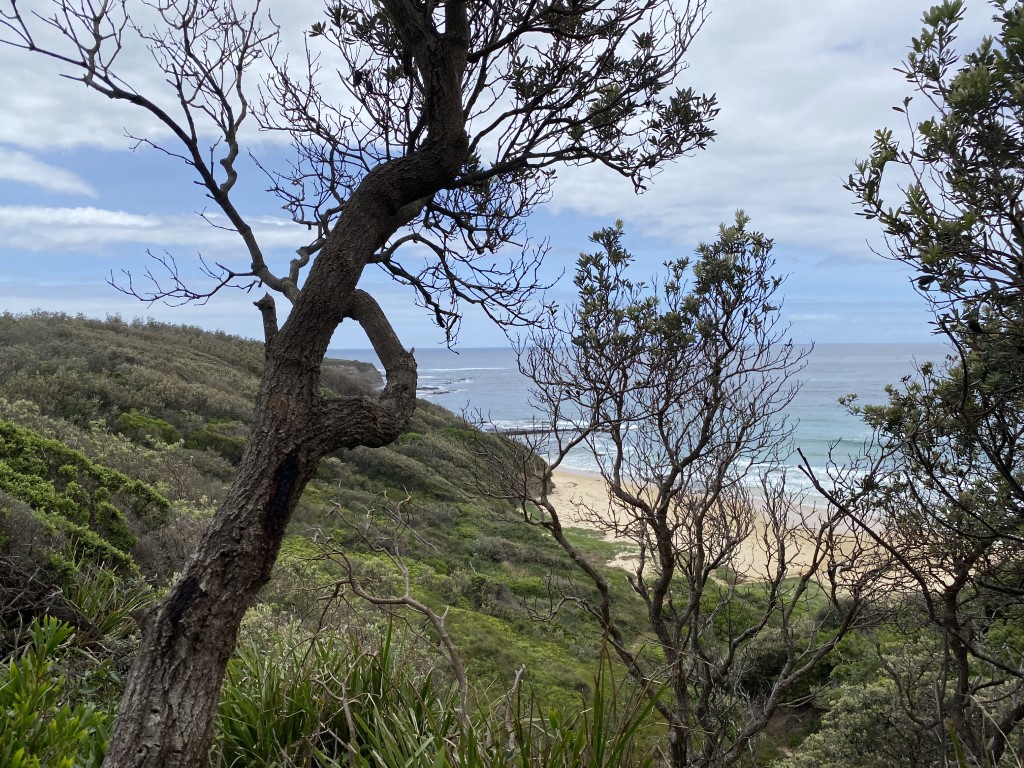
left=806, top=367, right=1024, bottom=764
left=0, top=2, right=718, bottom=765
left=488, top=217, right=882, bottom=768
left=807, top=1, right=1024, bottom=762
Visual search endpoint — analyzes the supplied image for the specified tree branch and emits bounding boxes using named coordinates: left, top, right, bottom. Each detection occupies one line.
left=318, top=290, right=416, bottom=451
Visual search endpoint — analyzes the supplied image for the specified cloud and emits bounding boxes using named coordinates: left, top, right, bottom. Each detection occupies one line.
left=0, top=55, right=166, bottom=151
left=0, top=0, right=999, bottom=347
left=0, top=206, right=159, bottom=244
left=546, top=0, right=994, bottom=261
left=0, top=148, right=97, bottom=196
left=0, top=205, right=309, bottom=257
left=0, top=0, right=975, bottom=258
left=0, top=0, right=329, bottom=152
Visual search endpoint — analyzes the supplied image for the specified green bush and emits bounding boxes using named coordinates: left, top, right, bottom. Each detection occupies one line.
left=0, top=418, right=170, bottom=530
left=114, top=410, right=181, bottom=446
left=184, top=426, right=247, bottom=465
left=342, top=446, right=465, bottom=500
left=320, top=360, right=378, bottom=397
left=0, top=311, right=261, bottom=430
left=0, top=399, right=231, bottom=506
left=1, top=504, right=151, bottom=649
left=0, top=618, right=112, bottom=768
left=215, top=623, right=659, bottom=768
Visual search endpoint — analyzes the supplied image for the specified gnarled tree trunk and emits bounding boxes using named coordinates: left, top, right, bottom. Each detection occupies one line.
left=101, top=289, right=419, bottom=767
left=101, top=24, right=471, bottom=767
left=0, top=1, right=716, bottom=763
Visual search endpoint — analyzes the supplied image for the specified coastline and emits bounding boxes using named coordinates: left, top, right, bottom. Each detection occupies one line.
left=548, top=468, right=836, bottom=577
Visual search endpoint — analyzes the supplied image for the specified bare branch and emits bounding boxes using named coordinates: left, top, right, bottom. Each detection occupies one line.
left=315, top=492, right=470, bottom=717
left=481, top=218, right=880, bottom=767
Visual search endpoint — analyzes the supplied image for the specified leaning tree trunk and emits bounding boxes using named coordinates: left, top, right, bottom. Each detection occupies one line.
left=101, top=229, right=439, bottom=768
left=100, top=288, right=418, bottom=767
left=100, top=15, right=469, bottom=766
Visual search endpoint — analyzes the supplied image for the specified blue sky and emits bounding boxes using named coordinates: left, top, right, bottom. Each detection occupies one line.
left=0, top=1, right=994, bottom=350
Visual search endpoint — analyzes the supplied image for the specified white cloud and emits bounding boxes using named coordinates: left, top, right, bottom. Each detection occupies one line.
left=0, top=0, right=1000, bottom=346
left=0, top=148, right=97, bottom=196
left=0, top=53, right=168, bottom=151
left=547, top=0, right=994, bottom=260
left=0, top=0, right=332, bottom=152
left=0, top=206, right=159, bottom=247
left=0, top=205, right=308, bottom=255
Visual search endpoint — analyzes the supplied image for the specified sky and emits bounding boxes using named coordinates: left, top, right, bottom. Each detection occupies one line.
left=0, top=1, right=997, bottom=350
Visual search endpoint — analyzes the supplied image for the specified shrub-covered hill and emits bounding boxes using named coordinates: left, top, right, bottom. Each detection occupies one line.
left=0, top=311, right=641, bottom=710
left=0, top=311, right=381, bottom=462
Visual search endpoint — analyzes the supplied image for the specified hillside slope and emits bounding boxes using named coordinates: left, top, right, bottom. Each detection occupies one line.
left=0, top=312, right=637, bottom=708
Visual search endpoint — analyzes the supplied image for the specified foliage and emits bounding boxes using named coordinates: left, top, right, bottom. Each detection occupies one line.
left=0, top=399, right=232, bottom=507
left=776, top=677, right=938, bottom=768
left=215, top=624, right=659, bottom=768
left=848, top=0, right=1024, bottom=348
left=494, top=218, right=877, bottom=768
left=0, top=313, right=649, bottom=722
left=0, top=618, right=114, bottom=768
left=817, top=2, right=1024, bottom=762
left=0, top=312, right=261, bottom=432
left=776, top=629, right=946, bottom=768
left=0, top=419, right=169, bottom=530
left=0, top=300, right=964, bottom=764
left=113, top=411, right=181, bottom=447
left=321, top=358, right=382, bottom=397
left=183, top=423, right=247, bottom=466
left=0, top=416, right=171, bottom=578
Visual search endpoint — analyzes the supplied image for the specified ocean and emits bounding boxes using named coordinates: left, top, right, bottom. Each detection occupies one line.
left=329, top=343, right=950, bottom=489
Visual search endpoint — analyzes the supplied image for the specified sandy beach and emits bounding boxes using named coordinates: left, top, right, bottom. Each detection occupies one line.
left=547, top=468, right=840, bottom=578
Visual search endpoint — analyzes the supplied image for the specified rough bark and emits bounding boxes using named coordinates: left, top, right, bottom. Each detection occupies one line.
left=102, top=288, right=420, bottom=767
left=101, top=11, right=470, bottom=765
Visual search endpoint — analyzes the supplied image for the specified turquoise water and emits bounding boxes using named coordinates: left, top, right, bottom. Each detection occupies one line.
left=330, top=343, right=950, bottom=485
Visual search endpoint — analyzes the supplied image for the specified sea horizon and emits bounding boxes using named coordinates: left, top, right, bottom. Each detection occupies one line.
left=328, top=342, right=951, bottom=490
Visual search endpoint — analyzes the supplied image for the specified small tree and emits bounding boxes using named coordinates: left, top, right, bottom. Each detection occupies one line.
left=810, top=1, right=1024, bottom=762
left=0, top=2, right=718, bottom=766
left=490, top=216, right=881, bottom=768
left=805, top=380, right=1024, bottom=764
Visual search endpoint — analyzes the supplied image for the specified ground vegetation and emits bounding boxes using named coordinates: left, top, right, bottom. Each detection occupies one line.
left=0, top=312, right=668, bottom=765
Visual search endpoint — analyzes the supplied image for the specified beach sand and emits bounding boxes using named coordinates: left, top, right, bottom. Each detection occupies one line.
left=548, top=468, right=839, bottom=577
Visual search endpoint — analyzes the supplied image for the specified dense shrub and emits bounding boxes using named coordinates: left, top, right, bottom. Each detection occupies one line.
left=0, top=312, right=667, bottom=763
left=184, top=424, right=247, bottom=465
left=342, top=446, right=466, bottom=500
left=0, top=419, right=169, bottom=568
left=113, top=410, right=181, bottom=446
left=0, top=419, right=169, bottom=528
left=215, top=623, right=659, bottom=768
left=0, top=400, right=231, bottom=505
left=321, top=359, right=380, bottom=397
left=0, top=619, right=114, bottom=768
left=0, top=312, right=260, bottom=429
